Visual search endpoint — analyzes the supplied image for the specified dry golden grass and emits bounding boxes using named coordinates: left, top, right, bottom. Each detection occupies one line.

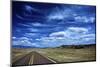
left=12, top=45, right=96, bottom=63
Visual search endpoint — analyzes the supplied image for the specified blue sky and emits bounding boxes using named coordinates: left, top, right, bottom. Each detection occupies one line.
left=12, top=1, right=96, bottom=48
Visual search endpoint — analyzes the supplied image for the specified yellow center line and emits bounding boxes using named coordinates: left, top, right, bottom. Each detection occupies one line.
left=29, top=54, right=34, bottom=65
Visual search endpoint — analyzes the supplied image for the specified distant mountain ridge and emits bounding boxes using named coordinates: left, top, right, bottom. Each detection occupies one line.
left=12, top=44, right=96, bottom=48
left=59, top=44, right=96, bottom=49
left=12, top=45, right=37, bottom=48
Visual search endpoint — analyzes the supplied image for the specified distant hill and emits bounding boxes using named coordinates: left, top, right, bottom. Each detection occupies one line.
left=59, top=44, right=96, bottom=49
left=12, top=44, right=96, bottom=49
left=12, top=45, right=38, bottom=48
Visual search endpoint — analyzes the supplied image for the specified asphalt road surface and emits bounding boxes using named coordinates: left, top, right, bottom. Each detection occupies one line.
left=12, top=51, right=57, bottom=66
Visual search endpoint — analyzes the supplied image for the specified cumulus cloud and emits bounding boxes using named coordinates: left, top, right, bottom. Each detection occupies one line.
left=50, top=27, right=88, bottom=38
left=81, top=34, right=95, bottom=40
left=28, top=28, right=39, bottom=32
left=47, top=6, right=95, bottom=24
left=48, top=13, right=64, bottom=20
left=24, top=33, right=37, bottom=37
left=25, top=5, right=34, bottom=11
left=49, top=31, right=67, bottom=37
left=68, top=27, right=88, bottom=34
left=12, top=37, right=39, bottom=47
left=12, top=37, right=16, bottom=39
left=13, top=26, right=95, bottom=47
left=24, top=5, right=41, bottom=13
left=31, top=22, right=50, bottom=27
left=36, top=26, right=95, bottom=46
left=47, top=7, right=73, bottom=21
left=32, top=23, right=43, bottom=26
left=36, top=37, right=65, bottom=47
left=24, top=5, right=41, bottom=16
left=13, top=3, right=96, bottom=48
left=75, top=16, right=95, bottom=23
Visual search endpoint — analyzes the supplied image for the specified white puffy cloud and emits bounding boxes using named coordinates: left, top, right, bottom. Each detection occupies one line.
left=47, top=6, right=95, bottom=24
left=81, top=34, right=95, bottom=38
left=18, top=37, right=29, bottom=40
left=25, top=5, right=34, bottom=11
left=31, top=22, right=50, bottom=27
left=48, top=13, right=64, bottom=20
left=50, top=27, right=89, bottom=38
left=28, top=28, right=39, bottom=32
left=89, top=17, right=95, bottom=23
left=31, top=22, right=44, bottom=26
left=12, top=26, right=95, bottom=47
left=12, top=37, right=40, bottom=47
left=12, top=37, right=16, bottom=39
left=24, top=5, right=41, bottom=14
left=75, top=16, right=95, bottom=23
left=49, top=31, right=67, bottom=37
left=47, top=7, right=73, bottom=21
left=36, top=26, right=95, bottom=46
left=68, top=27, right=88, bottom=34
left=24, top=33, right=37, bottom=37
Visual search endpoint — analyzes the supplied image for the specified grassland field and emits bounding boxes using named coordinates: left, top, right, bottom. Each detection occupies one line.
left=12, top=45, right=96, bottom=63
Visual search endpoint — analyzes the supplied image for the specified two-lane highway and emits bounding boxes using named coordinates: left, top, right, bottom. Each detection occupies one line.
left=12, top=51, right=57, bottom=66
